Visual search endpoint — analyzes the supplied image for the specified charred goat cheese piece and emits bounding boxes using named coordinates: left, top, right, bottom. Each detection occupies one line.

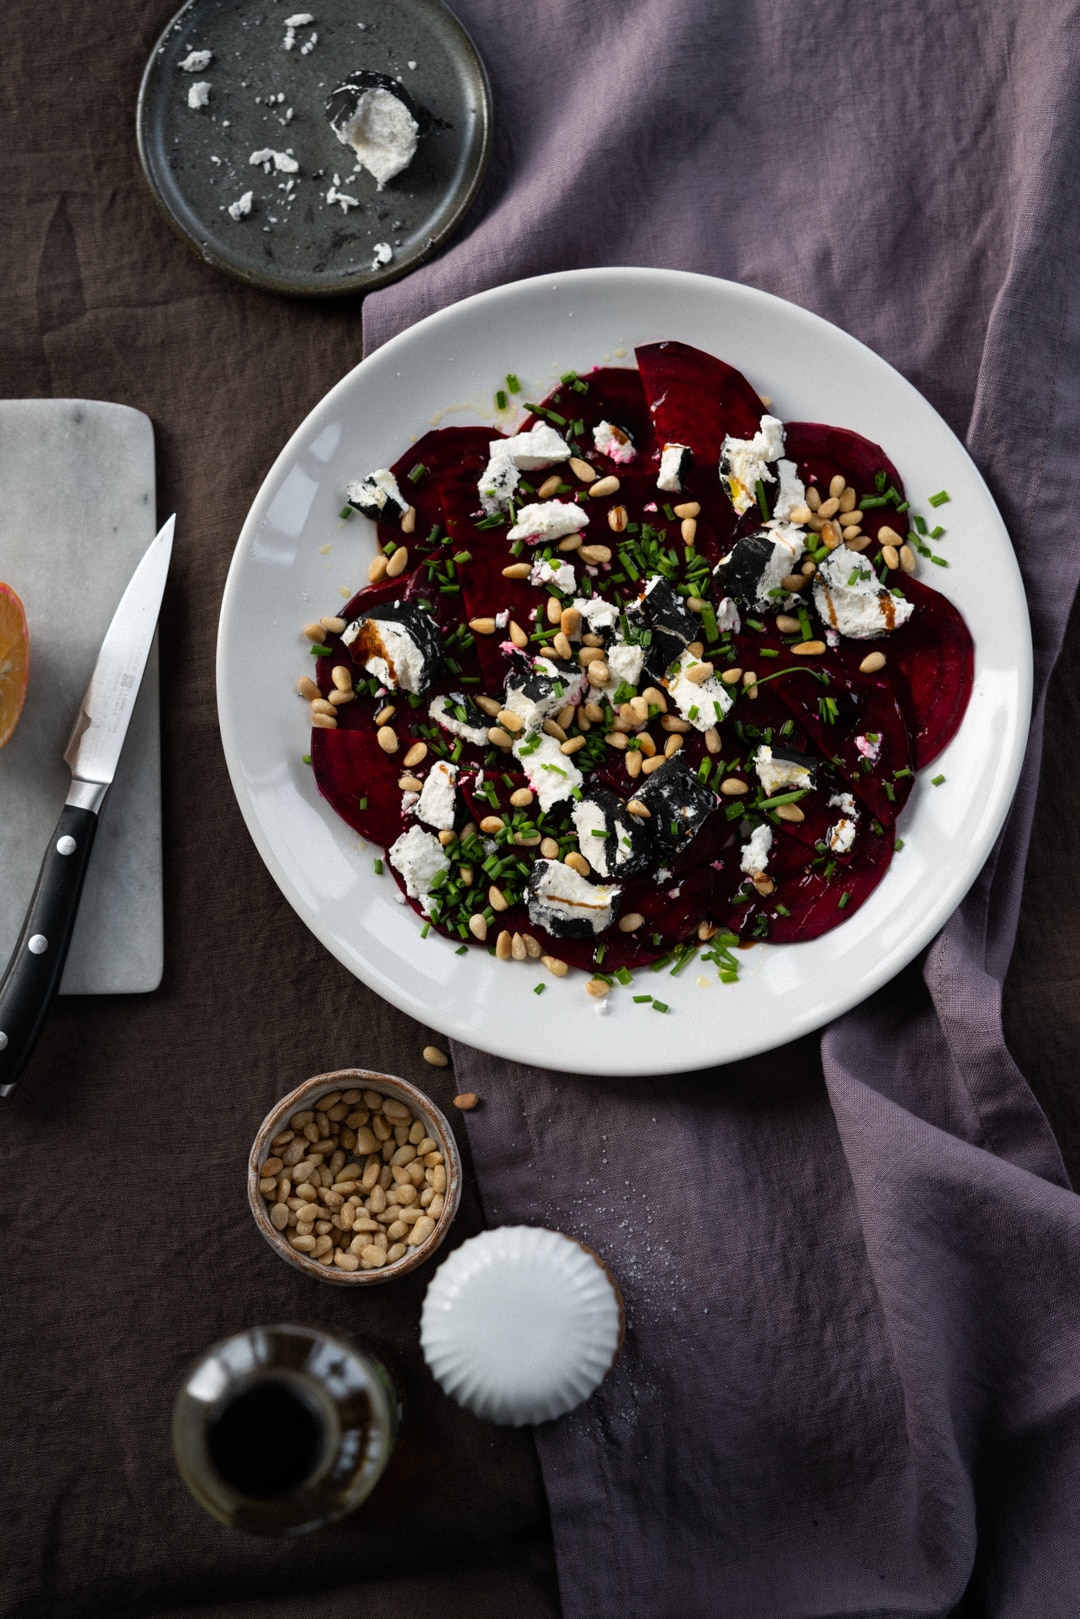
left=429, top=693, right=489, bottom=746
left=827, top=791, right=859, bottom=854
left=714, top=522, right=806, bottom=611
left=813, top=544, right=915, bottom=639
left=635, top=755, right=716, bottom=857
left=753, top=745, right=817, bottom=795
left=526, top=858, right=620, bottom=939
left=665, top=649, right=734, bottom=731
left=388, top=825, right=450, bottom=915
left=657, top=443, right=692, bottom=493
left=719, top=414, right=786, bottom=514
left=341, top=600, right=443, bottom=694
left=507, top=501, right=589, bottom=546
left=345, top=467, right=407, bottom=522
left=592, top=420, right=636, bottom=464
left=572, top=788, right=654, bottom=880
left=503, top=653, right=586, bottom=733
left=513, top=732, right=583, bottom=812
left=415, top=759, right=458, bottom=831
left=326, top=71, right=420, bottom=188
left=625, top=576, right=697, bottom=683
left=478, top=423, right=572, bottom=515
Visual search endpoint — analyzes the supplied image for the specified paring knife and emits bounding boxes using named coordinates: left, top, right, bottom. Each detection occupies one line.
left=0, top=514, right=174, bottom=1098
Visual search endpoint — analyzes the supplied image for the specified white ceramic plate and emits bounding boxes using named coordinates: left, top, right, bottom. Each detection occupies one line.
left=217, top=268, right=1030, bottom=1075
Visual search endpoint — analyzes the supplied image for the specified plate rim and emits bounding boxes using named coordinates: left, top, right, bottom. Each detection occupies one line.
left=135, top=0, right=493, bottom=300
left=217, top=266, right=1033, bottom=1073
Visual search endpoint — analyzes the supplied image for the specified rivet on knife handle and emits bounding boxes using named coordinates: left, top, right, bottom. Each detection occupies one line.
left=0, top=802, right=99, bottom=1097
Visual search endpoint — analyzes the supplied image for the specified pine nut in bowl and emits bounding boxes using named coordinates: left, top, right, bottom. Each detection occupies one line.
left=248, top=1069, right=462, bottom=1285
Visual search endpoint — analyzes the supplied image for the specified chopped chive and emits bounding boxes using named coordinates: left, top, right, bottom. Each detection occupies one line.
left=506, top=373, right=521, bottom=393
left=533, top=982, right=546, bottom=995
left=373, top=858, right=384, bottom=875
left=309, top=643, right=332, bottom=656
left=930, top=554, right=948, bottom=567
left=560, top=370, right=578, bottom=384
left=339, top=505, right=353, bottom=520
left=759, top=647, right=780, bottom=658
left=895, top=837, right=905, bottom=851
left=420, top=921, right=430, bottom=939
left=302, top=753, right=312, bottom=765
left=931, top=773, right=945, bottom=785
left=651, top=1000, right=669, bottom=1013
left=838, top=891, right=850, bottom=910
left=455, top=944, right=468, bottom=955
left=408, top=463, right=427, bottom=484
left=495, top=389, right=508, bottom=411
left=759, top=788, right=809, bottom=810
left=615, top=967, right=634, bottom=986
left=756, top=479, right=770, bottom=519
left=633, top=993, right=653, bottom=1004
left=914, top=514, right=928, bottom=535
left=358, top=796, right=368, bottom=810
left=930, top=525, right=945, bottom=540
left=928, top=490, right=950, bottom=508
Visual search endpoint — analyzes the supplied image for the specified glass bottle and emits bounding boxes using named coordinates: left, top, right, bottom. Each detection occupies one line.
left=172, top=1323, right=402, bottom=1534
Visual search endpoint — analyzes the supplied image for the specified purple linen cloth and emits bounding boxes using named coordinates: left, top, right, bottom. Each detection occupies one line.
left=365, top=0, right=1080, bottom=1612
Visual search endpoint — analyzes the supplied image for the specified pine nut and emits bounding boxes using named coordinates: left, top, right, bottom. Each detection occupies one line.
left=681, top=517, right=697, bottom=546
left=474, top=694, right=502, bottom=715
left=303, top=621, right=326, bottom=641
left=582, top=632, right=605, bottom=647
left=400, top=506, right=416, bottom=534
left=368, top=554, right=389, bottom=584
left=376, top=725, right=398, bottom=752
left=839, top=486, right=858, bottom=512
left=398, top=774, right=423, bottom=791
left=311, top=712, right=337, bottom=729
left=642, top=685, right=667, bottom=711
left=328, top=689, right=355, bottom=706
left=588, top=475, right=620, bottom=498
left=438, top=830, right=456, bottom=847
left=775, top=615, right=801, bottom=634
left=625, top=749, right=642, bottom=778
left=684, top=661, right=714, bottom=685
left=846, top=534, right=872, bottom=553
left=823, top=520, right=843, bottom=549
left=720, top=777, right=748, bottom=796
left=789, top=504, right=813, bottom=525
left=775, top=803, right=805, bottom=823
left=878, top=525, right=904, bottom=547
left=791, top=641, right=826, bottom=657
left=495, top=930, right=512, bottom=960
left=569, top=457, right=597, bottom=483
left=468, top=913, right=488, bottom=941
left=560, top=735, right=586, bottom=755
left=564, top=851, right=590, bottom=876
left=540, top=837, right=560, bottom=858
left=408, top=1215, right=436, bottom=1247
left=511, top=932, right=527, bottom=961
left=479, top=815, right=505, bottom=835
left=881, top=545, right=900, bottom=570
left=558, top=534, right=583, bottom=552
left=664, top=734, right=683, bottom=758
left=805, top=486, right=822, bottom=511
left=552, top=632, right=573, bottom=660
left=487, top=727, right=513, bottom=749
left=542, top=955, right=569, bottom=977
left=311, top=698, right=336, bottom=717
left=469, top=617, right=497, bottom=635
left=386, top=546, right=409, bottom=578
left=829, top=474, right=846, bottom=499
left=586, top=979, right=609, bottom=999
left=543, top=719, right=567, bottom=742
left=510, top=787, right=534, bottom=807
left=605, top=731, right=628, bottom=750
left=374, top=704, right=396, bottom=726
left=818, top=496, right=840, bottom=519
left=509, top=620, right=528, bottom=648
left=641, top=755, right=666, bottom=775
left=638, top=732, right=657, bottom=757
left=556, top=704, right=576, bottom=731
left=587, top=661, right=610, bottom=685
left=496, top=708, right=524, bottom=733
left=488, top=884, right=508, bottom=911
left=297, top=675, right=320, bottom=699
left=537, top=473, right=562, bottom=499
left=618, top=911, right=644, bottom=932
left=721, top=666, right=742, bottom=685
left=502, top=561, right=532, bottom=579
left=453, top=1093, right=479, bottom=1110
left=704, top=727, right=721, bottom=754
left=402, top=742, right=428, bottom=768
left=859, top=651, right=886, bottom=674
left=608, top=506, right=629, bottom=533
left=782, top=573, right=809, bottom=592
left=523, top=934, right=542, bottom=959
left=660, top=715, right=690, bottom=733
left=579, top=544, right=613, bottom=565
left=899, top=544, right=917, bottom=574
left=673, top=501, right=700, bottom=519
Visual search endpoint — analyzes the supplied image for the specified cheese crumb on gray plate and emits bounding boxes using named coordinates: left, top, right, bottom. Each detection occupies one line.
left=179, top=49, right=213, bottom=72
left=227, top=190, right=254, bottom=221
left=187, top=81, right=211, bottom=110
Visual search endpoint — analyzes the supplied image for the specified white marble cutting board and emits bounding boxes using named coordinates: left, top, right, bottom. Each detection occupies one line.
left=0, top=400, right=163, bottom=993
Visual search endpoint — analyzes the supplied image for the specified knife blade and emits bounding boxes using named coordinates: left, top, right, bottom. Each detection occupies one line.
left=0, top=514, right=174, bottom=1098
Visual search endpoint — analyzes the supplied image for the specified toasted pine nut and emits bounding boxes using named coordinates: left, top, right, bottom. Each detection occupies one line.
left=681, top=517, right=697, bottom=546
left=775, top=803, right=805, bottom=823
left=664, top=734, right=683, bottom=758
left=502, top=561, right=531, bottom=579
left=818, top=496, right=840, bottom=519
left=839, top=486, right=858, bottom=512
left=899, top=544, right=917, bottom=574
left=569, top=457, right=597, bottom=483
left=704, top=727, right=721, bottom=755
left=552, top=631, right=573, bottom=660
left=398, top=773, right=423, bottom=791
left=673, top=501, right=700, bottom=519
left=823, top=520, right=843, bottom=549
left=588, top=475, right=620, bottom=499
left=859, top=651, right=886, bottom=674
left=641, top=755, right=666, bottom=775
left=488, top=884, right=508, bottom=911
left=720, top=777, right=748, bottom=796
left=400, top=505, right=416, bottom=534
left=586, top=978, right=609, bottom=999
left=540, top=837, right=560, bottom=858
left=805, top=486, right=822, bottom=511
left=509, top=620, right=528, bottom=648
left=468, top=913, right=488, bottom=941
left=474, top=695, right=502, bottom=716
left=587, top=661, right=610, bottom=685
left=297, top=675, right=320, bottom=699
left=496, top=708, right=524, bottom=733
left=608, top=505, right=629, bottom=533
left=303, top=622, right=326, bottom=641
left=791, top=641, right=826, bottom=657
left=423, top=1045, right=450, bottom=1067
left=721, top=666, right=742, bottom=686
left=479, top=815, right=505, bottom=835
left=789, top=504, right=813, bottom=525
left=320, top=617, right=346, bottom=636
left=401, top=742, right=427, bottom=769
left=846, top=534, right=872, bottom=553
left=323, top=686, right=352, bottom=706
left=605, top=731, right=628, bottom=750
left=453, top=1092, right=479, bottom=1109
left=368, top=554, right=388, bottom=584
left=438, top=829, right=457, bottom=847
left=881, top=545, right=900, bottom=570
left=775, top=615, right=801, bottom=635
left=386, top=546, right=409, bottom=578
left=556, top=605, right=579, bottom=638
left=687, top=641, right=704, bottom=658
left=625, top=749, right=642, bottom=778
left=684, top=661, right=714, bottom=685
left=558, top=534, right=583, bottom=552
left=537, top=473, right=563, bottom=499
left=469, top=617, right=496, bottom=635
left=564, top=851, right=590, bottom=876
left=637, top=732, right=657, bottom=757
left=660, top=715, right=691, bottom=733
left=782, top=573, right=810, bottom=591
left=495, top=930, right=512, bottom=960
left=542, top=719, right=567, bottom=743
left=542, top=955, right=569, bottom=977
left=561, top=735, right=588, bottom=754
left=878, top=525, right=904, bottom=547
left=487, top=727, right=513, bottom=749
left=510, top=786, right=534, bottom=807
left=311, top=697, right=336, bottom=717
left=374, top=704, right=396, bottom=726
left=511, top=932, right=527, bottom=961
left=579, top=544, right=613, bottom=565
left=618, top=912, right=645, bottom=932
left=829, top=474, right=846, bottom=499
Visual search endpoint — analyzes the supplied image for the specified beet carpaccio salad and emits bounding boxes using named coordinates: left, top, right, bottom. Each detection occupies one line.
left=297, top=341, right=973, bottom=1002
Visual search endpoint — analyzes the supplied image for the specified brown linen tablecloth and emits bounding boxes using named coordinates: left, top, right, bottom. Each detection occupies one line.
left=2, top=0, right=1080, bottom=1616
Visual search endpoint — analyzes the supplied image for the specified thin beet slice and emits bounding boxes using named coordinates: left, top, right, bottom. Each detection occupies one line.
left=783, top=422, right=903, bottom=513
left=311, top=725, right=406, bottom=847
left=381, top=427, right=496, bottom=558
left=524, top=367, right=658, bottom=464
left=881, top=575, right=974, bottom=767
left=725, top=815, right=895, bottom=942
left=636, top=341, right=764, bottom=465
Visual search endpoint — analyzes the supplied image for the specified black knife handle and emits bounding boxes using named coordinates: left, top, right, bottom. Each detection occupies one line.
left=0, top=803, right=99, bottom=1098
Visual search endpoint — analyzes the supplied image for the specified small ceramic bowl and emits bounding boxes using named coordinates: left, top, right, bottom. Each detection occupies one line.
left=248, top=1069, right=462, bottom=1285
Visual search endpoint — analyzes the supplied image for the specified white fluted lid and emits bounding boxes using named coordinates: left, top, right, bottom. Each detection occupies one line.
left=420, top=1226, right=624, bottom=1426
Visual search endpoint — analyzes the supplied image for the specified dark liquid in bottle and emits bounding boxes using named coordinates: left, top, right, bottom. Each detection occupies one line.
left=207, top=1379, right=325, bottom=1499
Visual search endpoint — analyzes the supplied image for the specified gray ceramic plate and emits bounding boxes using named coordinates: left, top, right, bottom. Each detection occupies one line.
left=137, top=0, right=491, bottom=297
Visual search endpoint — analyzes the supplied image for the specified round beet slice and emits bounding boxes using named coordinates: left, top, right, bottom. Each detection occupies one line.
left=310, top=725, right=408, bottom=847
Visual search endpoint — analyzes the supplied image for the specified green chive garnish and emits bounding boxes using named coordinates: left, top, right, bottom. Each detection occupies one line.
left=533, top=982, right=546, bottom=995
left=506, top=373, right=521, bottom=393
left=931, top=773, right=945, bottom=785
left=302, top=753, right=312, bottom=765
left=309, top=643, right=332, bottom=656
left=495, top=389, right=508, bottom=411
left=373, top=858, right=384, bottom=875
left=339, top=505, right=353, bottom=520
left=651, top=1000, right=669, bottom=1013
left=408, top=463, right=426, bottom=483
left=928, top=490, right=950, bottom=507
